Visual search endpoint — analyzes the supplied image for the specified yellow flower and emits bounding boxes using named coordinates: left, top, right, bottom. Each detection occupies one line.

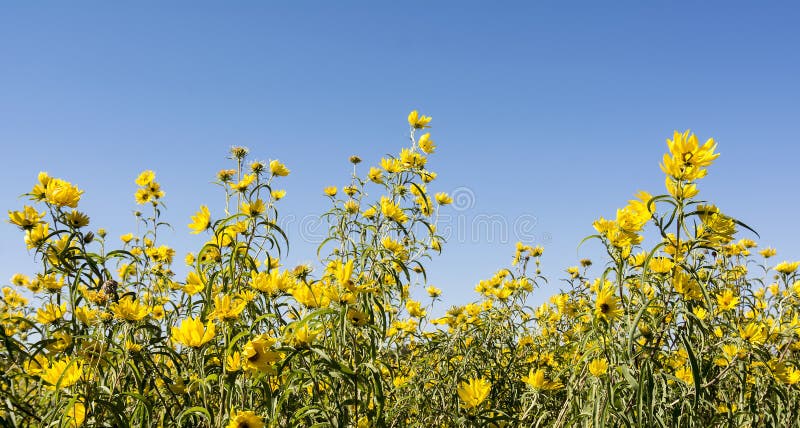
left=243, top=335, right=282, bottom=372
left=522, top=368, right=562, bottom=391
left=144, top=180, right=165, bottom=200
left=217, top=169, right=236, bottom=182
left=399, top=148, right=427, bottom=169
left=188, top=205, right=212, bottom=233
left=380, top=196, right=408, bottom=224
left=380, top=157, right=401, bottom=173
left=323, top=186, right=337, bottom=196
left=40, top=358, right=83, bottom=390
left=45, top=178, right=83, bottom=208
left=135, top=170, right=155, bottom=186
left=426, top=285, right=442, bottom=298
left=8, top=205, right=45, bottom=230
left=124, top=339, right=142, bottom=353
left=226, top=351, right=243, bottom=372
left=36, top=302, right=66, bottom=324
left=30, top=171, right=51, bottom=200
left=394, top=373, right=413, bottom=389
left=721, top=344, right=741, bottom=362
left=672, top=271, right=702, bottom=301
left=184, top=271, right=206, bottom=295
left=347, top=308, right=368, bottom=326
left=269, top=160, right=290, bottom=176
left=241, top=199, right=265, bottom=217
left=334, top=259, right=355, bottom=289
left=226, top=410, right=264, bottom=428
left=588, top=358, right=608, bottom=377
left=759, top=247, right=777, bottom=258
left=648, top=257, right=674, bottom=274
left=2, top=286, right=28, bottom=308
left=271, top=189, right=286, bottom=200
left=47, top=330, right=72, bottom=353
left=381, top=236, right=408, bottom=260
left=594, top=285, right=623, bottom=322
left=344, top=199, right=360, bottom=214
left=368, top=167, right=383, bottom=183
left=151, top=305, right=165, bottom=320
left=405, top=300, right=426, bottom=318
left=36, top=273, right=65, bottom=291
left=24, top=222, right=50, bottom=249
left=738, top=322, right=766, bottom=345
left=675, top=366, right=693, bottom=385
left=363, top=206, right=377, bottom=219
left=716, top=289, right=739, bottom=311
left=172, top=317, right=216, bottom=348
left=209, top=294, right=246, bottom=321
left=408, top=110, right=432, bottom=129
left=231, top=174, right=256, bottom=192
left=660, top=130, right=719, bottom=180
left=775, top=261, right=800, bottom=274
left=418, top=132, right=436, bottom=154
left=338, top=185, right=356, bottom=197
left=251, top=269, right=295, bottom=295
left=287, top=322, right=322, bottom=347
left=134, top=188, right=152, bottom=205
left=692, top=307, right=708, bottom=321
left=785, top=367, right=800, bottom=385
left=110, top=295, right=150, bottom=322
left=11, top=273, right=29, bottom=287
left=665, top=177, right=699, bottom=200
left=291, top=282, right=331, bottom=308
left=457, top=377, right=490, bottom=409
left=146, top=245, right=175, bottom=264
left=435, top=192, right=452, bottom=205
left=697, top=205, right=736, bottom=243
left=66, top=400, right=87, bottom=427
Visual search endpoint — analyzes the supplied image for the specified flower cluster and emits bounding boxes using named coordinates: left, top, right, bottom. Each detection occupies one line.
left=2, top=115, right=799, bottom=427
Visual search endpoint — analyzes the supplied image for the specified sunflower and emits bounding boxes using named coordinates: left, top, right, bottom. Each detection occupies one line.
left=226, top=410, right=264, bottom=428
left=243, top=335, right=282, bottom=373
left=594, top=285, right=623, bottom=322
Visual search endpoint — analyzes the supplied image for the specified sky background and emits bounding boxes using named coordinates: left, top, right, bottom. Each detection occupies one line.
left=2, top=1, right=799, bottom=311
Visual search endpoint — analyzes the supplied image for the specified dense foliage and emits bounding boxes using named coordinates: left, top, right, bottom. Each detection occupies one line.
left=2, top=112, right=800, bottom=427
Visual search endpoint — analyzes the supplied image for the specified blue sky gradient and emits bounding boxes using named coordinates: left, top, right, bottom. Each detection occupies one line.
left=2, top=2, right=799, bottom=309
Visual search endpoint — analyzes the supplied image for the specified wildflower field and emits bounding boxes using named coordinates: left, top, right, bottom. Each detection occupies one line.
left=2, top=111, right=800, bottom=427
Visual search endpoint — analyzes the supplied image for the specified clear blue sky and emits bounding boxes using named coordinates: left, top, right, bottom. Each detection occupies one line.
left=2, top=2, right=799, bottom=309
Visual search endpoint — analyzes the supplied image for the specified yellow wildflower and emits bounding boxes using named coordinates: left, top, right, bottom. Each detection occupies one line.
left=457, top=377, right=490, bottom=409
left=45, top=178, right=83, bottom=208
left=188, top=205, right=211, bottom=233
left=172, top=317, right=216, bottom=348
left=226, top=411, right=264, bottom=428
left=408, top=110, right=432, bottom=129
left=36, top=302, right=67, bottom=324
left=269, top=160, right=290, bottom=176
left=8, top=205, right=45, bottom=230
left=243, top=335, right=282, bottom=372
left=588, top=358, right=608, bottom=377
left=594, top=285, right=623, bottom=322
left=418, top=132, right=436, bottom=153
left=110, top=295, right=150, bottom=322
left=775, top=261, right=799, bottom=274
left=40, top=358, right=83, bottom=390
left=380, top=196, right=407, bottom=224
left=135, top=170, right=155, bottom=186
